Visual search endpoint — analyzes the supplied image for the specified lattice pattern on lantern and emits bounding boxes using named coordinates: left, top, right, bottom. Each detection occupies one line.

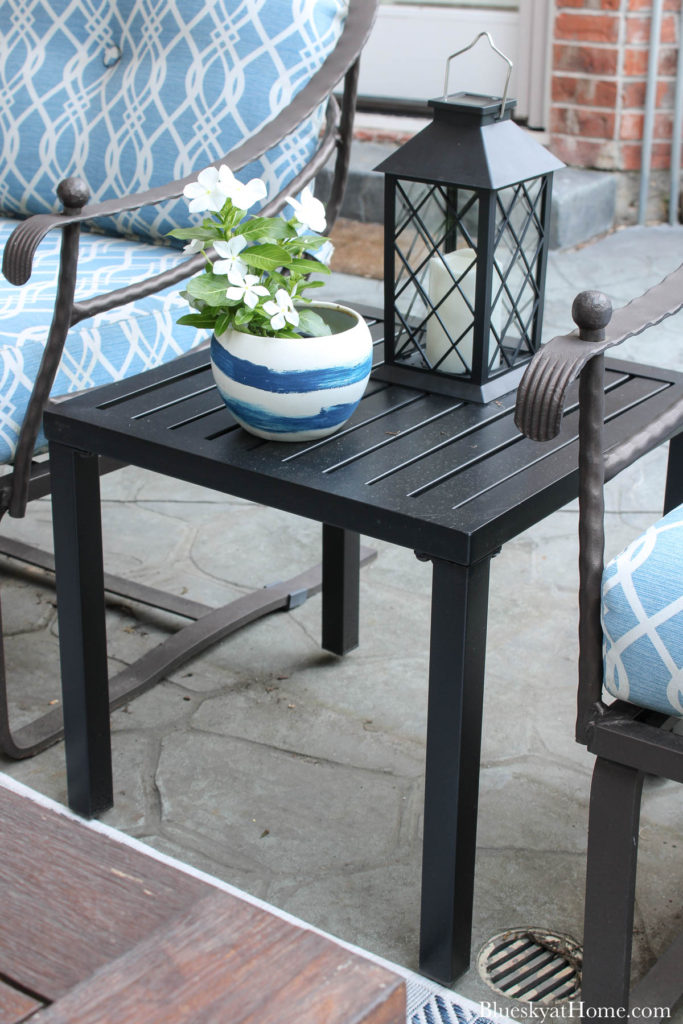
left=490, top=177, right=548, bottom=370
left=391, top=176, right=550, bottom=382
left=392, top=181, right=482, bottom=376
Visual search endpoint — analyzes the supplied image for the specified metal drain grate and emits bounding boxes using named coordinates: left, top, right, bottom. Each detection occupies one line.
left=477, top=929, right=582, bottom=1005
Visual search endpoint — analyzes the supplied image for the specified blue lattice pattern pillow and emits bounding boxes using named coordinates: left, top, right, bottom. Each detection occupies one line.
left=0, top=0, right=347, bottom=244
left=0, top=217, right=199, bottom=465
left=602, top=503, right=683, bottom=717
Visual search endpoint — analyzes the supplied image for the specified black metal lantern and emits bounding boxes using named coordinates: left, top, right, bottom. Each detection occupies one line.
left=374, top=34, right=564, bottom=403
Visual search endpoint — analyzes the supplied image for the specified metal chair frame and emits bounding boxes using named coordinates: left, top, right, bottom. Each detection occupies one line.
left=515, top=271, right=683, bottom=1017
left=0, top=0, right=379, bottom=758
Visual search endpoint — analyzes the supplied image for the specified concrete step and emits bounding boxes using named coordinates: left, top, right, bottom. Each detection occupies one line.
left=317, top=136, right=616, bottom=251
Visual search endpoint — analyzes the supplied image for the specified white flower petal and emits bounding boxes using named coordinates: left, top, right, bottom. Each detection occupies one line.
left=285, top=185, right=326, bottom=232
left=218, top=165, right=237, bottom=190
left=229, top=234, right=248, bottom=254
left=187, top=197, right=205, bottom=213
left=183, top=182, right=204, bottom=200
left=182, top=238, right=204, bottom=254
left=226, top=265, right=248, bottom=284
left=197, top=167, right=219, bottom=188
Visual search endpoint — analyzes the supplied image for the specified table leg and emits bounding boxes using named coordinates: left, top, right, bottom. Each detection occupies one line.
left=419, top=554, right=491, bottom=985
left=664, top=429, right=683, bottom=514
left=50, top=441, right=113, bottom=818
left=321, top=525, right=360, bottom=655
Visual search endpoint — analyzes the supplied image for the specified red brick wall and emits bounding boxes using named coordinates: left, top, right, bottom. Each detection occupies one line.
left=550, top=0, right=682, bottom=173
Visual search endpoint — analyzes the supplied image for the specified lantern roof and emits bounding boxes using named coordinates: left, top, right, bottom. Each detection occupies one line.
left=374, top=92, right=564, bottom=190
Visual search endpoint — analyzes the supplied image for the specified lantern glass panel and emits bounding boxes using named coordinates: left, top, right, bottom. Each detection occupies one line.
left=392, top=179, right=480, bottom=375
left=490, top=175, right=547, bottom=371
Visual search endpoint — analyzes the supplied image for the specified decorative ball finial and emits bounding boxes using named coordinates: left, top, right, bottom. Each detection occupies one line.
left=57, top=176, right=90, bottom=210
left=571, top=290, right=613, bottom=342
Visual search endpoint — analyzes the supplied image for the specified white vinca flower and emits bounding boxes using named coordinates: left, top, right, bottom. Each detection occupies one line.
left=226, top=274, right=269, bottom=310
left=230, top=176, right=268, bottom=211
left=212, top=236, right=248, bottom=278
left=285, top=185, right=326, bottom=232
left=213, top=164, right=267, bottom=211
left=263, top=289, right=300, bottom=331
left=183, top=166, right=232, bottom=214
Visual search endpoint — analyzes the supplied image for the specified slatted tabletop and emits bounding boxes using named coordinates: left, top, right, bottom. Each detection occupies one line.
left=0, top=781, right=404, bottom=1024
left=44, top=311, right=683, bottom=566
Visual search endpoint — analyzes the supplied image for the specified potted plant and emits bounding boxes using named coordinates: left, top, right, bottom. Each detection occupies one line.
left=170, top=165, right=373, bottom=441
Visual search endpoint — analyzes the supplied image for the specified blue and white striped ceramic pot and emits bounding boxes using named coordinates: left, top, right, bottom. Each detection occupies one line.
left=210, top=302, right=373, bottom=441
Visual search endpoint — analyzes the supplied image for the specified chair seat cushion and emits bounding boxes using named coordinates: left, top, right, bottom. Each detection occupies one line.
left=0, top=218, right=201, bottom=465
left=602, top=503, right=683, bottom=717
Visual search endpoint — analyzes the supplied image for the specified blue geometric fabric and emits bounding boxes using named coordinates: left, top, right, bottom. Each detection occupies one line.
left=602, top=503, right=683, bottom=717
left=0, top=217, right=199, bottom=465
left=0, top=0, right=348, bottom=466
left=0, top=0, right=347, bottom=245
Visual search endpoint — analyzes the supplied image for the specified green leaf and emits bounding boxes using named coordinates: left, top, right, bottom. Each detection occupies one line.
left=234, top=306, right=255, bottom=327
left=167, top=226, right=222, bottom=241
left=266, top=271, right=288, bottom=291
left=215, top=313, right=233, bottom=336
left=239, top=217, right=291, bottom=241
left=241, top=243, right=291, bottom=272
left=177, top=311, right=218, bottom=328
left=286, top=234, right=329, bottom=252
left=296, top=309, right=332, bottom=337
left=293, top=258, right=329, bottom=275
left=295, top=278, right=326, bottom=292
left=186, top=272, right=229, bottom=307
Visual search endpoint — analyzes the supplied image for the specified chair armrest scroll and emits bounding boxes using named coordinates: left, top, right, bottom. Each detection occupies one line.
left=2, top=175, right=194, bottom=287
left=515, top=263, right=683, bottom=441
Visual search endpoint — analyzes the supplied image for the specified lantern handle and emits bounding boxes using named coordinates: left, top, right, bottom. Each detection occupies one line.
left=442, top=31, right=513, bottom=120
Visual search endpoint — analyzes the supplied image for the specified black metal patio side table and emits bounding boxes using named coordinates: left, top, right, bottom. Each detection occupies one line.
left=43, top=310, right=683, bottom=987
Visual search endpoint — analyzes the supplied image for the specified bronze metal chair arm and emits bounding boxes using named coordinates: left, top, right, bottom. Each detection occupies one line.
left=604, top=392, right=683, bottom=482
left=515, top=262, right=683, bottom=442
left=514, top=271, right=683, bottom=745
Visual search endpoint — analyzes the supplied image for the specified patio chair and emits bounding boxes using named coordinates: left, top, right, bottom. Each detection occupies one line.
left=0, top=0, right=378, bottom=758
left=515, top=280, right=683, bottom=1016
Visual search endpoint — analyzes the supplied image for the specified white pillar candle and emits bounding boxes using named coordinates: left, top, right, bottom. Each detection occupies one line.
left=426, top=248, right=477, bottom=374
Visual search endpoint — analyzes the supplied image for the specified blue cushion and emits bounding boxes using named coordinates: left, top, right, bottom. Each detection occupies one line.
left=0, top=0, right=347, bottom=244
left=602, top=504, right=683, bottom=717
left=0, top=218, right=200, bottom=465
left=0, top=0, right=346, bottom=466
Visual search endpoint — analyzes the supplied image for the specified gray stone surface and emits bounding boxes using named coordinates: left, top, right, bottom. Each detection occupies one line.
left=316, top=139, right=394, bottom=225
left=549, top=167, right=617, bottom=250
left=1, top=225, right=682, bottom=1017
